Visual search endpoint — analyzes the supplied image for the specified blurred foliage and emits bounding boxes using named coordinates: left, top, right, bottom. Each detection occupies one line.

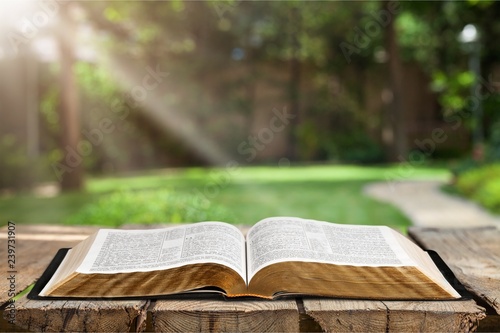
left=75, top=61, right=139, bottom=173
left=399, top=1, right=500, bottom=144
left=65, top=189, right=235, bottom=226
left=0, top=135, right=59, bottom=189
left=454, top=163, right=500, bottom=214
left=328, top=131, right=385, bottom=164
left=455, top=163, right=500, bottom=195
left=71, top=1, right=500, bottom=163
left=473, top=178, right=500, bottom=213
left=0, top=135, right=33, bottom=189
left=71, top=1, right=388, bottom=166
left=431, top=71, right=475, bottom=113
left=486, top=120, right=500, bottom=161
left=3, top=0, right=500, bottom=191
left=397, top=11, right=437, bottom=65
left=72, top=0, right=499, bottom=166
left=450, top=157, right=481, bottom=179
left=450, top=102, right=500, bottom=178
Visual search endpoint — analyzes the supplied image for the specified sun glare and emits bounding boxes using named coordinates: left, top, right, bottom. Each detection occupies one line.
left=0, top=0, right=63, bottom=33
left=0, top=0, right=37, bottom=36
left=0, top=0, right=34, bottom=17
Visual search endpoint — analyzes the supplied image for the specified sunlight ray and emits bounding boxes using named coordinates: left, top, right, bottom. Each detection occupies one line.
left=102, top=55, right=233, bottom=165
left=52, top=6, right=233, bottom=167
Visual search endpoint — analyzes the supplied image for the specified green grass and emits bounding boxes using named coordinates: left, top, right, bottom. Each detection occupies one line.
left=0, top=191, right=95, bottom=225
left=64, top=189, right=236, bottom=227
left=0, top=164, right=451, bottom=229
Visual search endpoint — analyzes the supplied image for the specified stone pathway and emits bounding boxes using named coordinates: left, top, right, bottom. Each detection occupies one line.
left=364, top=180, right=500, bottom=228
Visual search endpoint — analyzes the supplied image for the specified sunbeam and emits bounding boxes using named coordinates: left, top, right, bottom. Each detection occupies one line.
left=50, top=3, right=233, bottom=168
left=103, top=54, right=233, bottom=165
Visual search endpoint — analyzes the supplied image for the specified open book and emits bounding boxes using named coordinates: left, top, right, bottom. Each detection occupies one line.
left=38, top=217, right=461, bottom=300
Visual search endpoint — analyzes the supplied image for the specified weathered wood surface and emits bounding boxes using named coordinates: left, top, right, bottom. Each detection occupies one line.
left=0, top=224, right=108, bottom=332
left=10, top=296, right=488, bottom=333
left=151, top=298, right=299, bottom=332
left=301, top=299, right=388, bottom=332
left=12, top=295, right=146, bottom=332
left=381, top=300, right=486, bottom=332
left=409, top=226, right=500, bottom=315
left=303, top=298, right=486, bottom=332
left=1, top=224, right=494, bottom=332
left=0, top=224, right=99, bottom=304
left=7, top=298, right=485, bottom=332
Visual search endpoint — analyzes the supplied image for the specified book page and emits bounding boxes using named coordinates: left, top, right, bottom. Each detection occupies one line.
left=247, top=217, right=416, bottom=281
left=76, top=222, right=246, bottom=281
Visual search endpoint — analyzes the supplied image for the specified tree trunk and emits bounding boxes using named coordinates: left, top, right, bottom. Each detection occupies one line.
left=57, top=4, right=84, bottom=191
left=385, top=1, right=408, bottom=162
left=288, top=6, right=301, bottom=162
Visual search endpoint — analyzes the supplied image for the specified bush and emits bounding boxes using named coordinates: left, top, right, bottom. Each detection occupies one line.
left=455, top=164, right=500, bottom=196
left=454, top=163, right=500, bottom=214
left=0, top=135, right=33, bottom=189
left=473, top=179, right=500, bottom=213
left=450, top=159, right=480, bottom=180
left=322, top=129, right=385, bottom=164
left=486, top=120, right=500, bottom=162
left=65, top=189, right=235, bottom=226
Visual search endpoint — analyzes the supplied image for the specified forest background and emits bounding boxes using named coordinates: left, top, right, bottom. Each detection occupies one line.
left=1, top=0, right=500, bottom=227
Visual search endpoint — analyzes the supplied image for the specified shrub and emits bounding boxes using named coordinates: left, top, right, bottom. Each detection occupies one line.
left=454, top=164, right=500, bottom=196
left=323, top=129, right=385, bottom=164
left=486, top=120, right=500, bottom=162
left=473, top=179, right=500, bottom=213
left=65, top=189, right=235, bottom=226
left=454, top=163, right=500, bottom=214
left=450, top=157, right=482, bottom=179
left=0, top=135, right=33, bottom=189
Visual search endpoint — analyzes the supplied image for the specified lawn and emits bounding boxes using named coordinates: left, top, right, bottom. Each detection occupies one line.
left=0, top=164, right=450, bottom=230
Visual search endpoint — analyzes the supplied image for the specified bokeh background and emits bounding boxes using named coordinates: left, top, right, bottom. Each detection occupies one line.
left=1, top=0, right=500, bottom=228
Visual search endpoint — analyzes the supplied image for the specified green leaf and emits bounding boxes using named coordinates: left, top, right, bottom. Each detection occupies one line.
left=104, top=6, right=123, bottom=22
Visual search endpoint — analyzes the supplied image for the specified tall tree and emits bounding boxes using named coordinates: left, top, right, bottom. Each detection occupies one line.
left=288, top=6, right=301, bottom=161
left=56, top=4, right=84, bottom=191
left=385, top=1, right=408, bottom=161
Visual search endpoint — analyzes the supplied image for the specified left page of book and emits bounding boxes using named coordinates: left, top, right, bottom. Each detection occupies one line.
left=76, top=222, right=247, bottom=281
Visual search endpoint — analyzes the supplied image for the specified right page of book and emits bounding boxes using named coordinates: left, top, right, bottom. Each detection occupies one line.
left=246, top=217, right=416, bottom=281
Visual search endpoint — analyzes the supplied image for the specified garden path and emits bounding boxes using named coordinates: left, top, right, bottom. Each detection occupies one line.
left=364, top=180, right=500, bottom=228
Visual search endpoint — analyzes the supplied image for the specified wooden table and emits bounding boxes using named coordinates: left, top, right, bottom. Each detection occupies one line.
left=1, top=224, right=498, bottom=332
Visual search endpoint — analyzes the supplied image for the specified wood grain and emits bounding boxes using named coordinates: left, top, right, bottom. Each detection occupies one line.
left=409, top=226, right=500, bottom=315
left=302, top=299, right=387, bottom=332
left=0, top=224, right=99, bottom=304
left=382, top=299, right=486, bottom=332
left=303, top=298, right=485, bottom=332
left=151, top=298, right=299, bottom=332
left=12, top=294, right=147, bottom=332
left=2, top=225, right=494, bottom=332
